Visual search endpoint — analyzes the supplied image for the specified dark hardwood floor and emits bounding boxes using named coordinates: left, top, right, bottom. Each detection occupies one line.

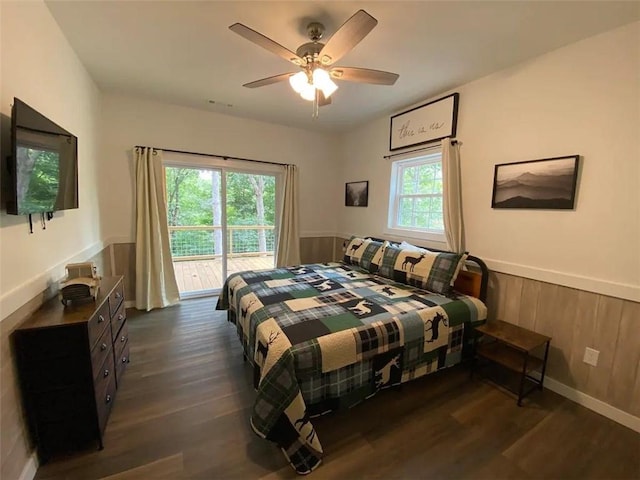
left=35, top=297, right=640, bottom=480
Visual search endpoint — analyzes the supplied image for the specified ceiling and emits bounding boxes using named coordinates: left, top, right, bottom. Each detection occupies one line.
left=46, top=1, right=639, bottom=133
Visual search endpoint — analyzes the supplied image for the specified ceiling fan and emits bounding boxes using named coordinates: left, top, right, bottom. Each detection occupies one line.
left=229, top=9, right=399, bottom=117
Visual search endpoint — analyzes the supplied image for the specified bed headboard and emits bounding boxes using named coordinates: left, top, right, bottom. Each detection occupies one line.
left=362, top=238, right=489, bottom=302
left=453, top=257, right=487, bottom=301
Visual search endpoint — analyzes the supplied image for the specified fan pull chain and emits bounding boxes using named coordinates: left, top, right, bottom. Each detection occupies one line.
left=312, top=90, right=319, bottom=119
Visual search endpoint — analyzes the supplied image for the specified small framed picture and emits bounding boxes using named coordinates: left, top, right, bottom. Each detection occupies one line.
left=491, top=155, right=580, bottom=209
left=345, top=181, right=369, bottom=207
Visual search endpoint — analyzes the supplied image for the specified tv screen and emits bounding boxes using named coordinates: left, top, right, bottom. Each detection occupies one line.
left=6, top=98, right=78, bottom=215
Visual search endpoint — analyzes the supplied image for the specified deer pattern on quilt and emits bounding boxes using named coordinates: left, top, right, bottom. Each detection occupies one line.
left=348, top=299, right=372, bottom=316
left=294, top=408, right=317, bottom=444
left=315, top=280, right=333, bottom=291
left=375, top=354, right=400, bottom=389
left=420, top=309, right=451, bottom=351
left=238, top=295, right=261, bottom=343
left=424, top=312, right=448, bottom=343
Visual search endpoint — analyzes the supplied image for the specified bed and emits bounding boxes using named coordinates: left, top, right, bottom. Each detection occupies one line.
left=216, top=237, right=488, bottom=474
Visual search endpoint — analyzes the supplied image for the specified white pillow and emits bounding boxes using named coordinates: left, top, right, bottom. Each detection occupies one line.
left=400, top=241, right=429, bottom=253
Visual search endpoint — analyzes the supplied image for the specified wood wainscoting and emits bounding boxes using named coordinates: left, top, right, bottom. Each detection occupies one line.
left=485, top=271, right=640, bottom=418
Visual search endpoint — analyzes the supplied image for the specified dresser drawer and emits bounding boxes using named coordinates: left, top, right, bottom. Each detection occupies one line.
left=108, top=280, right=125, bottom=318
left=96, top=371, right=117, bottom=434
left=93, top=351, right=115, bottom=399
left=111, top=301, right=126, bottom=337
left=91, top=325, right=113, bottom=381
left=114, top=320, right=129, bottom=361
left=87, top=301, right=110, bottom=351
left=115, top=340, right=130, bottom=386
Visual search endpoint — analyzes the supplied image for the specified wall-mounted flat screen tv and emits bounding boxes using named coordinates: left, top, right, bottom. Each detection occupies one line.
left=6, top=98, right=78, bottom=215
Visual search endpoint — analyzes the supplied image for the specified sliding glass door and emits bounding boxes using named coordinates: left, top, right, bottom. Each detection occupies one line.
left=165, top=165, right=276, bottom=298
left=225, top=172, right=276, bottom=278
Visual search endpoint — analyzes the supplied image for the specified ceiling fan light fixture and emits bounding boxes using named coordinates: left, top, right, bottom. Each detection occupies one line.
left=289, top=71, right=308, bottom=93
left=300, top=83, right=316, bottom=101
left=313, top=68, right=338, bottom=98
left=231, top=9, right=397, bottom=116
left=312, top=67, right=329, bottom=85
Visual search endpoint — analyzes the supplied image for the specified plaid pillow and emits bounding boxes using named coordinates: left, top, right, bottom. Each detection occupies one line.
left=343, top=237, right=386, bottom=272
left=377, top=244, right=467, bottom=295
left=368, top=240, right=389, bottom=274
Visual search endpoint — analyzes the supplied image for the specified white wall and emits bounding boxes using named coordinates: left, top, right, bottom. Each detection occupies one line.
left=338, top=21, right=640, bottom=302
left=99, top=93, right=341, bottom=243
left=0, top=1, right=103, bottom=318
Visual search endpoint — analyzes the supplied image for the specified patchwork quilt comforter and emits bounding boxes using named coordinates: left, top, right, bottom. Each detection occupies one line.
left=216, top=262, right=487, bottom=474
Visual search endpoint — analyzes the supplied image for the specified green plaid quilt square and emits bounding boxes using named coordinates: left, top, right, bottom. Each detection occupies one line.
left=252, top=351, right=298, bottom=434
left=292, top=340, right=322, bottom=378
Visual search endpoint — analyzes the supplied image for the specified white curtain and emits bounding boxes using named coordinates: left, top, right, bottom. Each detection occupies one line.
left=134, top=147, right=180, bottom=311
left=441, top=138, right=465, bottom=253
left=275, top=164, right=301, bottom=267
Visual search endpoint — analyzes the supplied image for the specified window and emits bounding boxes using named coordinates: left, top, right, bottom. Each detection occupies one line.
left=386, top=152, right=444, bottom=242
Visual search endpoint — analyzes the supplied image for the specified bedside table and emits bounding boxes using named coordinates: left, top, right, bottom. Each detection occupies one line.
left=472, top=320, right=551, bottom=406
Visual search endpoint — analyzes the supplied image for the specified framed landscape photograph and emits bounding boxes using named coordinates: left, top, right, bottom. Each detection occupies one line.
left=345, top=181, right=368, bottom=207
left=491, top=155, right=580, bottom=209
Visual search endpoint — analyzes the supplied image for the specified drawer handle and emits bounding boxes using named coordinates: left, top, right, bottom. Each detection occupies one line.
left=118, top=314, right=125, bottom=322
left=122, top=356, right=127, bottom=363
left=103, top=369, right=109, bottom=378
left=120, top=335, right=126, bottom=343
left=115, top=292, right=122, bottom=299
left=100, top=343, right=108, bottom=351
left=98, top=315, right=105, bottom=323
left=105, top=394, right=112, bottom=404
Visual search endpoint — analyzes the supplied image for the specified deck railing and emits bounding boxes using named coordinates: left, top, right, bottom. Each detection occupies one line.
left=169, top=225, right=275, bottom=262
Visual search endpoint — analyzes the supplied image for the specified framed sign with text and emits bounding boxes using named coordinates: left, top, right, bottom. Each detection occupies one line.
left=389, top=92, right=459, bottom=151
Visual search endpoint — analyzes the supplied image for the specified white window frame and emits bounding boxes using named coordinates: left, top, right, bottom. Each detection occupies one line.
left=384, top=151, right=446, bottom=244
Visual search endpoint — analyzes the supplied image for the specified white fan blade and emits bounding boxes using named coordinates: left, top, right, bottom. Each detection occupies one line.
left=330, top=67, right=399, bottom=85
left=229, top=23, right=305, bottom=66
left=242, top=73, right=296, bottom=88
left=318, top=10, right=377, bottom=66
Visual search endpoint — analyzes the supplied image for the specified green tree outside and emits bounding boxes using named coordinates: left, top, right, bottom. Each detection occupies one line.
left=165, top=167, right=275, bottom=257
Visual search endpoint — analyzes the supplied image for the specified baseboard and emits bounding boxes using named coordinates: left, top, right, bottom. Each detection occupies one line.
left=18, top=452, right=38, bottom=480
left=541, top=375, right=640, bottom=433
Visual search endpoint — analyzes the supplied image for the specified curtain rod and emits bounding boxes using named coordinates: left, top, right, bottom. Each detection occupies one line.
left=134, top=145, right=291, bottom=167
left=383, top=139, right=459, bottom=160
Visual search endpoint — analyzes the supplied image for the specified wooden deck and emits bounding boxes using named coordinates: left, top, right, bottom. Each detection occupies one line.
left=173, top=255, right=274, bottom=294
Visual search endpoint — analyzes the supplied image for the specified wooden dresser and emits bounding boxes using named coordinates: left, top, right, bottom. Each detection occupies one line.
left=12, top=276, right=130, bottom=462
